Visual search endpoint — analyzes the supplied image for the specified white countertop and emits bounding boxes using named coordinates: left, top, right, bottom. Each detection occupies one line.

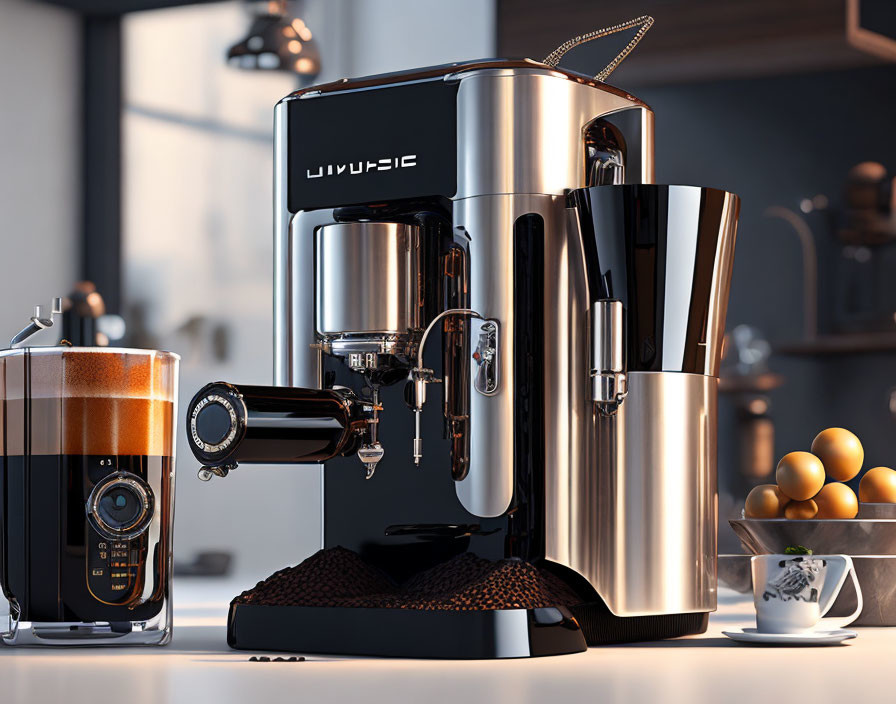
left=2, top=582, right=894, bottom=704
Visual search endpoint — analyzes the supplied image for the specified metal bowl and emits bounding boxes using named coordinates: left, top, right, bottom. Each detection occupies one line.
left=858, top=503, right=896, bottom=519
left=729, top=518, right=896, bottom=555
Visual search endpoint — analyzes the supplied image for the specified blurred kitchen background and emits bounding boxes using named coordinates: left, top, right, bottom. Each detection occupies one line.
left=2, top=0, right=895, bottom=578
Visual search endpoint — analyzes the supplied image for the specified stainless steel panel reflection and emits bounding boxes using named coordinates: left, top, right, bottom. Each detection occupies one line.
left=453, top=193, right=587, bottom=519
left=592, top=300, right=624, bottom=375
left=314, top=222, right=422, bottom=338
left=287, top=210, right=331, bottom=389
left=273, top=100, right=289, bottom=386
left=455, top=69, right=653, bottom=199
left=549, top=371, right=718, bottom=616
left=446, top=69, right=656, bottom=518
left=275, top=99, right=329, bottom=390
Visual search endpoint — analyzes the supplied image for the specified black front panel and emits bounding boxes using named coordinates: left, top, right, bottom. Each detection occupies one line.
left=318, top=202, right=507, bottom=581
left=318, top=209, right=551, bottom=576
left=2, top=455, right=168, bottom=623
left=321, top=353, right=507, bottom=582
left=287, top=80, right=458, bottom=212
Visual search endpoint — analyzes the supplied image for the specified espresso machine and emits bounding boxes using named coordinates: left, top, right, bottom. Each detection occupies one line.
left=186, top=31, right=740, bottom=657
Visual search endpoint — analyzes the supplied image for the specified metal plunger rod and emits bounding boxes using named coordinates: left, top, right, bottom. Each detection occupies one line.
left=365, top=386, right=380, bottom=478
left=413, top=407, right=423, bottom=465
left=369, top=386, right=379, bottom=446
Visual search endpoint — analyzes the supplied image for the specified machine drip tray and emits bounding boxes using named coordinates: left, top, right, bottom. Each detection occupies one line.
left=227, top=603, right=587, bottom=658
left=224, top=546, right=588, bottom=658
left=224, top=547, right=708, bottom=657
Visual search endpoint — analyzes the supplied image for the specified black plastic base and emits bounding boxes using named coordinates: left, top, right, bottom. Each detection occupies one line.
left=227, top=603, right=587, bottom=659
left=572, top=599, right=710, bottom=645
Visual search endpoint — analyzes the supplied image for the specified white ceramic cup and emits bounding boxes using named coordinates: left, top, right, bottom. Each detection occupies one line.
left=751, top=554, right=862, bottom=633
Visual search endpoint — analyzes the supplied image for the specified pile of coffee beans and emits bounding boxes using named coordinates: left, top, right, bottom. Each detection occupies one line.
left=234, top=547, right=581, bottom=611
left=235, top=546, right=395, bottom=607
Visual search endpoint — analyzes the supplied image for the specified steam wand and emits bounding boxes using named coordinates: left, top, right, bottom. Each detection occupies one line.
left=410, top=308, right=483, bottom=466
left=10, top=298, right=63, bottom=347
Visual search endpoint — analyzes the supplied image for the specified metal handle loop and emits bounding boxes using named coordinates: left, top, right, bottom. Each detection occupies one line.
left=542, top=15, right=654, bottom=82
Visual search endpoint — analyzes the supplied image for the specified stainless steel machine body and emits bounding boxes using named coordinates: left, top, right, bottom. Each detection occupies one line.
left=591, top=372, right=718, bottom=616
left=567, top=184, right=739, bottom=615
left=184, top=59, right=740, bottom=634
left=265, top=61, right=738, bottom=620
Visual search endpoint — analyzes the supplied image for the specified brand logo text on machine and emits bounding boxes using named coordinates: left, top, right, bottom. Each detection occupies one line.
left=306, top=155, right=417, bottom=179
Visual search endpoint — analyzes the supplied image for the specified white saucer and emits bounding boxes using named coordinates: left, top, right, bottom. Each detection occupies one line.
left=722, top=628, right=857, bottom=645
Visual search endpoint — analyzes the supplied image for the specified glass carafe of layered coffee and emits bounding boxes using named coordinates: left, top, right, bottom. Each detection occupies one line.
left=0, top=347, right=178, bottom=645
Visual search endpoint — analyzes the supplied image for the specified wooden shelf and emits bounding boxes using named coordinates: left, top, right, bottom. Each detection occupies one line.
left=497, top=0, right=889, bottom=86
left=775, top=333, right=896, bottom=356
left=719, top=373, right=786, bottom=394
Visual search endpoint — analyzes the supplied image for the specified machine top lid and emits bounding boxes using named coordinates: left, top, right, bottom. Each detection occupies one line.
left=279, top=58, right=647, bottom=107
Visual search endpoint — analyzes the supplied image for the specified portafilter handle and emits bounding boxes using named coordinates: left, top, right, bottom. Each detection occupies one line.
left=187, top=382, right=370, bottom=479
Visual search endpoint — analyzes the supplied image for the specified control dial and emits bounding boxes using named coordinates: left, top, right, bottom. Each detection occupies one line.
left=86, top=472, right=154, bottom=540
